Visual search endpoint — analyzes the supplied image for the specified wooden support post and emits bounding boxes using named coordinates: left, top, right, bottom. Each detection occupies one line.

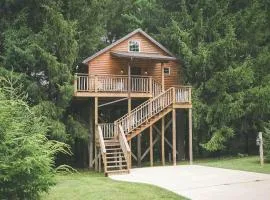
left=94, top=146, right=98, bottom=171
left=128, top=63, right=132, bottom=168
left=94, top=97, right=98, bottom=171
left=189, top=108, right=193, bottom=164
left=172, top=108, right=176, bottom=166
left=150, top=126, right=153, bottom=166
left=259, top=132, right=264, bottom=166
left=161, top=63, right=165, bottom=92
left=161, top=117, right=165, bottom=165
left=98, top=151, right=101, bottom=172
left=137, top=134, right=141, bottom=167
left=89, top=100, right=94, bottom=169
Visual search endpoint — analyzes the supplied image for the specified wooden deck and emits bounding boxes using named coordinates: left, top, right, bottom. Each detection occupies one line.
left=74, top=74, right=191, bottom=101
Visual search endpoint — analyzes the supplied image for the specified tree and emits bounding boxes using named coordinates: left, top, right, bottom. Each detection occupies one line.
left=0, top=75, right=69, bottom=200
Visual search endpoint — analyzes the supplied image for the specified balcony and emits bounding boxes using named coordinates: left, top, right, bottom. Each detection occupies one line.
left=74, top=73, right=162, bottom=98
left=74, top=73, right=192, bottom=105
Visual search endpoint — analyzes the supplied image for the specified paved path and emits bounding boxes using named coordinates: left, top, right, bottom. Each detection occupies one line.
left=110, top=165, right=270, bottom=200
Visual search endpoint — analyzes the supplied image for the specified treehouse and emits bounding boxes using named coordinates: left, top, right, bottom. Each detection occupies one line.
left=74, top=29, right=192, bottom=175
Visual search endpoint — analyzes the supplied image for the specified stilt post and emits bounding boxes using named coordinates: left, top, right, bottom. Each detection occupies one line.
left=150, top=126, right=153, bottom=166
left=161, top=117, right=165, bottom=165
left=172, top=108, right=176, bottom=166
left=189, top=108, right=193, bottom=164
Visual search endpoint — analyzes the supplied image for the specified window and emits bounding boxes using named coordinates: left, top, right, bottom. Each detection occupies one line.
left=129, top=40, right=140, bottom=52
left=164, top=67, right=171, bottom=75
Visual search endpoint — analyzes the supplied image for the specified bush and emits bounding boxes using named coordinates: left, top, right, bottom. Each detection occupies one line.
left=0, top=87, right=69, bottom=199
left=264, top=123, right=270, bottom=161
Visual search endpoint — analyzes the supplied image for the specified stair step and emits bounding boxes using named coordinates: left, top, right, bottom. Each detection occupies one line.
left=107, top=160, right=127, bottom=164
left=106, top=156, right=125, bottom=159
left=106, top=152, right=124, bottom=155
left=105, top=139, right=117, bottom=142
left=106, top=148, right=122, bottom=151
left=107, top=165, right=127, bottom=168
left=106, top=169, right=129, bottom=175
left=105, top=143, right=120, bottom=147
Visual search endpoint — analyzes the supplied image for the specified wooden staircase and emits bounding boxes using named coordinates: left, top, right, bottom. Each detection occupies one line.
left=104, top=140, right=129, bottom=175
left=115, top=87, right=176, bottom=140
left=97, top=85, right=191, bottom=175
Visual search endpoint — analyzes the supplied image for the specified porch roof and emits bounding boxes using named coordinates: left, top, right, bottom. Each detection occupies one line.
left=111, top=51, right=178, bottom=62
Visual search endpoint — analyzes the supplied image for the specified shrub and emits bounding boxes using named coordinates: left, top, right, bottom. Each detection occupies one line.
left=0, top=86, right=69, bottom=199
left=264, top=123, right=270, bottom=161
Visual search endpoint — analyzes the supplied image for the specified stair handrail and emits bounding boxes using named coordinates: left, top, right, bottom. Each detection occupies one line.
left=152, top=78, right=163, bottom=97
left=118, top=125, right=131, bottom=170
left=115, top=87, right=175, bottom=135
left=97, top=125, right=107, bottom=171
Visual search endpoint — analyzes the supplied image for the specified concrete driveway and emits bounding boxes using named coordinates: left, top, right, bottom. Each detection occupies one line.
left=110, top=165, right=270, bottom=200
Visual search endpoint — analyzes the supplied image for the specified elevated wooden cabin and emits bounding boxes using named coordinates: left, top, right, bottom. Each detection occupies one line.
left=74, top=29, right=192, bottom=175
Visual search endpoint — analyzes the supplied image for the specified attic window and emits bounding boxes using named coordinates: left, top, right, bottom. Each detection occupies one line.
left=164, top=67, right=171, bottom=75
left=129, top=40, right=140, bottom=52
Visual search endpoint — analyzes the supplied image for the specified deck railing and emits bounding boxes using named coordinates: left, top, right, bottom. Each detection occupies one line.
left=99, top=123, right=116, bottom=139
left=118, top=125, right=131, bottom=170
left=175, top=86, right=192, bottom=104
left=152, top=79, right=162, bottom=97
left=75, top=74, right=152, bottom=93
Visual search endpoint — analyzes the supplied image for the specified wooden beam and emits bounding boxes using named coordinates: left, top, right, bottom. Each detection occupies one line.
left=98, top=150, right=101, bottom=172
left=141, top=133, right=160, bottom=161
left=94, top=97, right=98, bottom=171
left=153, top=125, right=178, bottom=154
left=161, top=117, right=165, bottom=165
left=89, top=100, right=94, bottom=168
left=128, top=86, right=132, bottom=167
left=161, top=62, right=165, bottom=91
left=150, top=126, right=153, bottom=166
left=137, top=134, right=141, bottom=167
left=131, top=152, right=137, bottom=161
left=94, top=146, right=98, bottom=171
left=189, top=108, right=193, bottom=164
left=172, top=108, right=176, bottom=166
left=98, top=98, right=128, bottom=108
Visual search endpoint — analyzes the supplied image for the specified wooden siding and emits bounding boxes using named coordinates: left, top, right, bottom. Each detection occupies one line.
left=88, top=32, right=182, bottom=88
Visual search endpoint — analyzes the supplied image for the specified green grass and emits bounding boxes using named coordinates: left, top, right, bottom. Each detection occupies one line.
left=41, top=171, right=187, bottom=200
left=195, top=156, right=270, bottom=174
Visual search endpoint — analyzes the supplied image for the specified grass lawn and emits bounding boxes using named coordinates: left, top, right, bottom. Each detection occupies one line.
left=195, top=156, right=270, bottom=174
left=41, top=171, right=187, bottom=200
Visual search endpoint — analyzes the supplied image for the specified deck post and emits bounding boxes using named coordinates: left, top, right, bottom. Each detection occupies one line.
left=189, top=108, right=193, bottom=164
left=161, top=62, right=165, bottom=91
left=137, top=134, right=141, bottom=167
left=98, top=151, right=101, bottom=172
left=89, top=100, right=94, bottom=169
left=172, top=108, right=176, bottom=166
left=94, top=97, right=98, bottom=171
left=128, top=62, right=132, bottom=168
left=161, top=117, right=165, bottom=165
left=150, top=126, right=153, bottom=166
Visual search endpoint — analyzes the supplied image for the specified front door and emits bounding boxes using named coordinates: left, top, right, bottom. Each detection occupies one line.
left=131, top=67, right=141, bottom=75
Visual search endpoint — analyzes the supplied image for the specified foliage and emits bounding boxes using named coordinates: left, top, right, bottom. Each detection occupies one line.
left=264, top=123, right=270, bottom=161
left=0, top=78, right=70, bottom=200
left=0, top=0, right=270, bottom=167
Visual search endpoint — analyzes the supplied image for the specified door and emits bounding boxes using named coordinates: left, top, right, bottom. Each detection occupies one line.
left=131, top=67, right=141, bottom=75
